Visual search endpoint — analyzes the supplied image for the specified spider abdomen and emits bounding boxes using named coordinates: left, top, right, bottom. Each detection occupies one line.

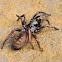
left=12, top=31, right=28, bottom=50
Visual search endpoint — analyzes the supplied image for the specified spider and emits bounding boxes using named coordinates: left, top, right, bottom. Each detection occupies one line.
left=1, top=11, right=59, bottom=52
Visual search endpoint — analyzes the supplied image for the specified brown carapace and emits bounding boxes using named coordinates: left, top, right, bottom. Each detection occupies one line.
left=1, top=11, right=59, bottom=52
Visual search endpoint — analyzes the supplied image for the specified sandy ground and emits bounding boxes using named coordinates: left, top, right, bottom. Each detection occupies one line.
left=0, top=0, right=62, bottom=62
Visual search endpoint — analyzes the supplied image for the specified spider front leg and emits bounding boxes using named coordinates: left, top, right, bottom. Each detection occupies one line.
left=1, top=28, right=23, bottom=49
left=31, top=11, right=51, bottom=21
left=30, top=12, right=51, bottom=25
left=28, top=29, right=34, bottom=49
left=16, top=14, right=27, bottom=28
left=32, top=33, right=43, bottom=52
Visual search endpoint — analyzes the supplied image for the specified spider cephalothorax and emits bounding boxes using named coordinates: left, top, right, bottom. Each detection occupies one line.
left=1, top=11, right=59, bottom=52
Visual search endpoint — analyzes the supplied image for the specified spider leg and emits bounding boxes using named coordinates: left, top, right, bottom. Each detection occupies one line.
left=16, top=14, right=27, bottom=28
left=32, top=32, right=43, bottom=52
left=41, top=25, right=59, bottom=30
left=30, top=12, right=51, bottom=25
left=45, top=19, right=50, bottom=25
left=36, top=17, right=50, bottom=25
left=1, top=28, right=23, bottom=49
left=31, top=11, right=51, bottom=21
left=28, top=29, right=34, bottom=49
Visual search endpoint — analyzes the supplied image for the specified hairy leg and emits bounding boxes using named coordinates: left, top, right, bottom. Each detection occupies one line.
left=31, top=11, right=51, bottom=21
left=30, top=12, right=51, bottom=26
left=1, top=28, right=23, bottom=49
left=32, top=32, right=43, bottom=52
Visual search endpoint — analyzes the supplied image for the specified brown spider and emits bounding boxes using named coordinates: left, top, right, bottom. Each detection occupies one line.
left=1, top=11, right=59, bottom=52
